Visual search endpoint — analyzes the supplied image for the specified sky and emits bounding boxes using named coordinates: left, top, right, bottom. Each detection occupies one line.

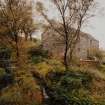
left=35, top=0, right=105, bottom=49
left=82, top=0, right=105, bottom=49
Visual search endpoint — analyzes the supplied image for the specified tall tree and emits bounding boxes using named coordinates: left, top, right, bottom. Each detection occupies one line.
left=0, top=0, right=36, bottom=58
left=36, top=0, right=95, bottom=70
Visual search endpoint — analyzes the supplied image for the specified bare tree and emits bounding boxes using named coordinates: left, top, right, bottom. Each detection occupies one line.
left=0, top=0, right=36, bottom=58
left=36, top=0, right=95, bottom=70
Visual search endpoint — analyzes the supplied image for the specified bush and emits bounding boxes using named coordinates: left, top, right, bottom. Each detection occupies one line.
left=0, top=68, right=14, bottom=90
left=35, top=62, right=52, bottom=76
left=45, top=70, right=94, bottom=105
left=29, top=46, right=49, bottom=58
left=98, top=64, right=105, bottom=72
left=0, top=69, right=41, bottom=105
left=0, top=85, right=23, bottom=104
left=46, top=59, right=65, bottom=72
left=0, top=47, right=12, bottom=58
left=34, top=59, right=65, bottom=77
left=29, top=46, right=49, bottom=64
left=69, top=89, right=93, bottom=105
left=31, top=56, right=44, bottom=64
left=0, top=68, right=6, bottom=79
left=87, top=48, right=103, bottom=62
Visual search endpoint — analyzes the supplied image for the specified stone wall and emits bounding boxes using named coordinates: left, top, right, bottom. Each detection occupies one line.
left=75, top=33, right=99, bottom=59
left=42, top=29, right=99, bottom=60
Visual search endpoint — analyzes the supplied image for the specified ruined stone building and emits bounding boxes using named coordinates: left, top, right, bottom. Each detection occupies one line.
left=42, top=27, right=99, bottom=60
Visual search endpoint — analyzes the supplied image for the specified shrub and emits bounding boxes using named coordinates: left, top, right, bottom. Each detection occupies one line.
left=29, top=46, right=49, bottom=58
left=87, top=48, right=103, bottom=62
left=35, top=59, right=65, bottom=77
left=0, top=68, right=14, bottom=90
left=97, top=64, right=105, bottom=72
left=45, top=70, right=94, bottom=105
left=0, top=47, right=12, bottom=58
left=0, top=69, right=42, bottom=105
left=35, top=62, right=52, bottom=76
left=29, top=46, right=49, bottom=64
left=0, top=85, right=23, bottom=104
left=46, top=59, right=65, bottom=72
left=0, top=68, right=6, bottom=79
left=31, top=56, right=44, bottom=64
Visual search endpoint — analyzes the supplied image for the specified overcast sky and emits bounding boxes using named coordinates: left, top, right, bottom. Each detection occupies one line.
left=35, top=0, right=105, bottom=49
left=82, top=0, right=105, bottom=49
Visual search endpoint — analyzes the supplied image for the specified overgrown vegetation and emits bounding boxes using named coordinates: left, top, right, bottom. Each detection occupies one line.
left=1, top=41, right=105, bottom=105
left=44, top=70, right=93, bottom=105
left=29, top=45, right=49, bottom=64
left=0, top=0, right=105, bottom=105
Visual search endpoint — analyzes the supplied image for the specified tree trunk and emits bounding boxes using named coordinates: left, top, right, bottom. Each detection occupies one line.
left=62, top=16, right=69, bottom=70
left=69, top=49, right=73, bottom=65
left=64, top=42, right=69, bottom=70
left=30, top=34, right=32, bottom=41
left=15, top=34, right=20, bottom=66
left=16, top=41, right=19, bottom=58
